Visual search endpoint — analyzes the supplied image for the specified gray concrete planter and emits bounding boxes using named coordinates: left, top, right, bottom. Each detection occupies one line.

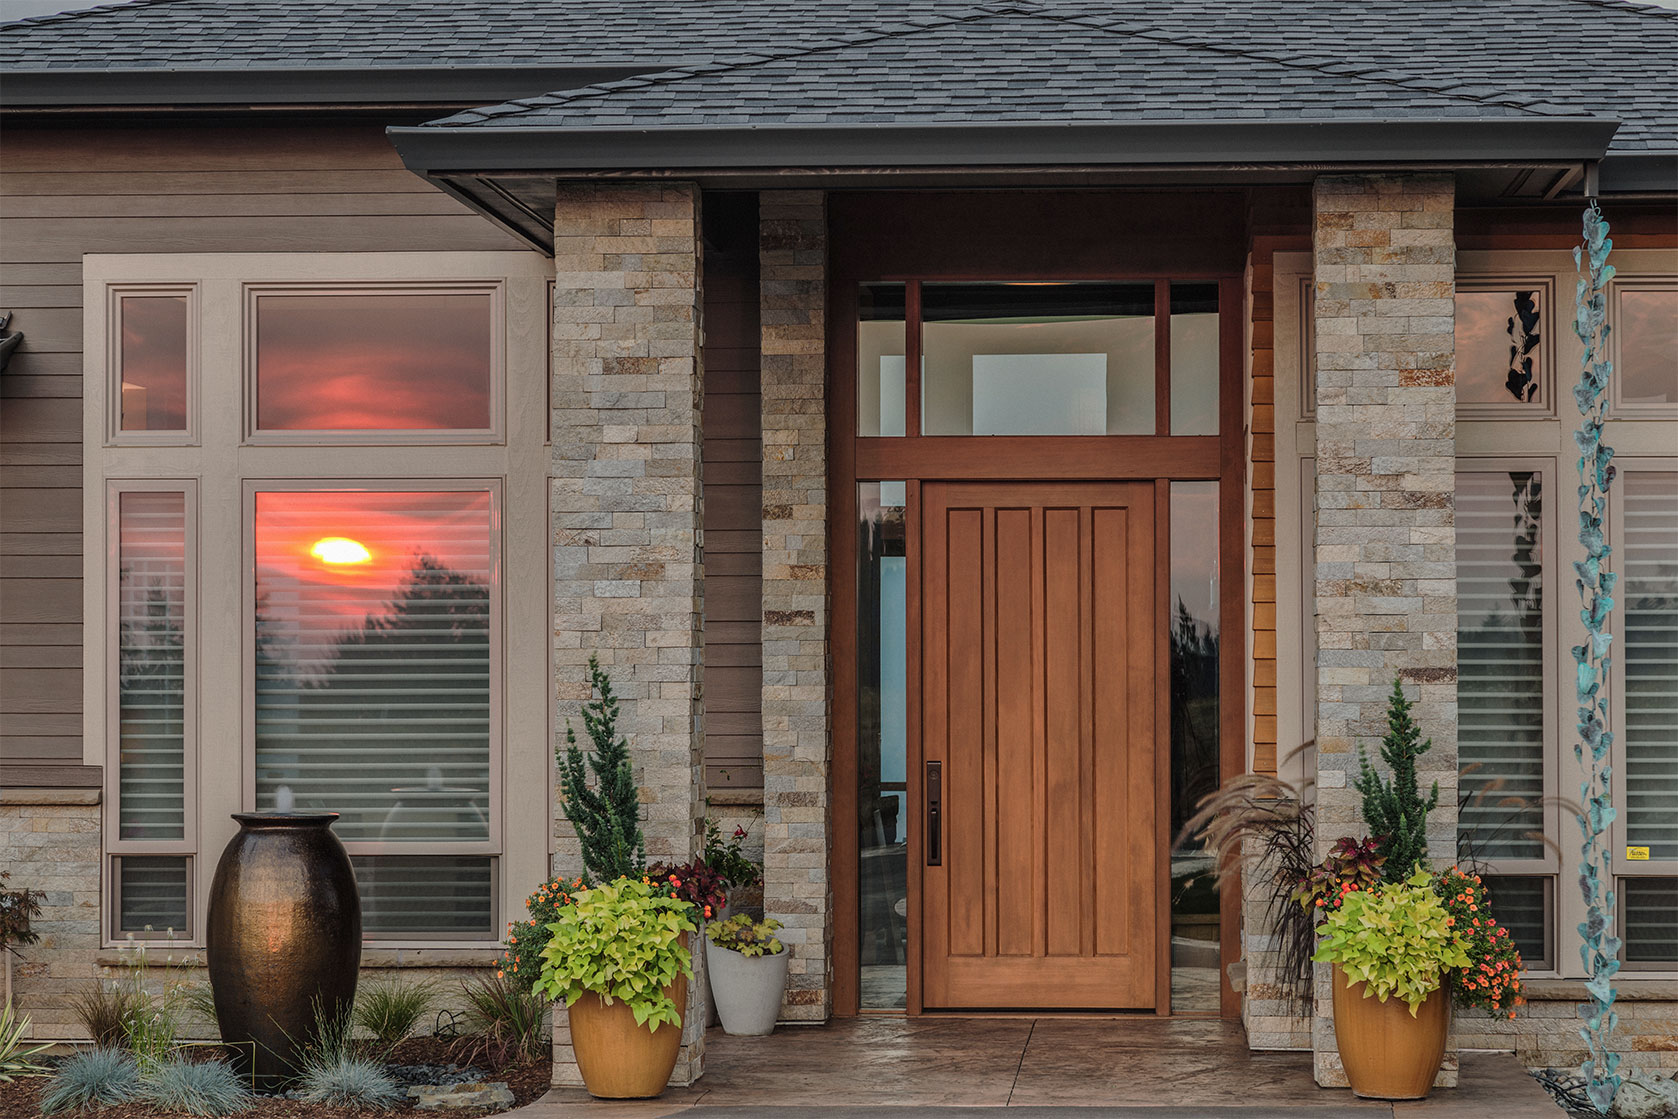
left=705, top=938, right=790, bottom=1036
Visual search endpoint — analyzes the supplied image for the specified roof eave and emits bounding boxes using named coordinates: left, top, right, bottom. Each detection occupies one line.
left=389, top=117, right=1623, bottom=176
left=0, top=66, right=657, bottom=108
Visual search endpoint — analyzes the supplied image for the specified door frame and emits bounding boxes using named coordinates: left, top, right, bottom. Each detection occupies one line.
left=827, top=190, right=1249, bottom=1018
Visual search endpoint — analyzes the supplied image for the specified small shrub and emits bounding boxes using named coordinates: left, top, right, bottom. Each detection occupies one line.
left=39, top=1049, right=139, bottom=1113
left=123, top=995, right=180, bottom=1072
left=0, top=1002, right=51, bottom=1082
left=450, top=973, right=549, bottom=1068
left=702, top=818, right=762, bottom=892
left=180, top=980, right=219, bottom=1032
left=1355, top=677, right=1440, bottom=883
left=0, top=870, right=44, bottom=954
left=68, top=979, right=148, bottom=1047
left=648, top=860, right=727, bottom=922
left=293, top=1055, right=404, bottom=1109
left=1437, top=867, right=1526, bottom=1019
left=499, top=875, right=580, bottom=991
left=353, top=979, right=435, bottom=1054
left=137, top=1056, right=252, bottom=1116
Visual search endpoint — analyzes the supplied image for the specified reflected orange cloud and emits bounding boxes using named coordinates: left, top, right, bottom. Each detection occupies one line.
left=256, top=491, right=493, bottom=654
left=255, top=293, right=492, bottom=431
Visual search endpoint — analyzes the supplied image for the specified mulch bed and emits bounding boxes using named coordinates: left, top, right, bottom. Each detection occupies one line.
left=0, top=1037, right=552, bottom=1119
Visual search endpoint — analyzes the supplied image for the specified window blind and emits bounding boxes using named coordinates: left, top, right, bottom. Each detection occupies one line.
left=1456, top=471, right=1545, bottom=862
left=253, top=490, right=493, bottom=845
left=1623, top=472, right=1678, bottom=862
left=1623, top=878, right=1678, bottom=966
left=1483, top=875, right=1550, bottom=970
left=351, top=856, right=494, bottom=937
left=117, top=856, right=189, bottom=935
left=117, top=492, right=187, bottom=841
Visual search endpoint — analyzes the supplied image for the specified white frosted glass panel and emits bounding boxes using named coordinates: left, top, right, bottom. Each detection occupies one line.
left=971, top=353, right=1106, bottom=435
left=1170, top=282, right=1220, bottom=435
left=879, top=356, right=907, bottom=438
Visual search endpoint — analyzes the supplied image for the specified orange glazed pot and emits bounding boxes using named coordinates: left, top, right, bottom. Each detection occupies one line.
left=567, top=968, right=688, bottom=1099
left=1331, top=964, right=1450, bottom=1100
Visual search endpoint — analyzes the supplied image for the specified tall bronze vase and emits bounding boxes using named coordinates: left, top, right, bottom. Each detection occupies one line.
left=206, top=813, right=361, bottom=1088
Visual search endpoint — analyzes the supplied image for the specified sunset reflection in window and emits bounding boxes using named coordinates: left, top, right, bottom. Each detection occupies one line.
left=120, top=295, right=189, bottom=431
left=255, top=291, right=493, bottom=431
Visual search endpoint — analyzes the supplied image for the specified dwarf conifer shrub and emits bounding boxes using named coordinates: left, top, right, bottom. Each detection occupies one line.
left=557, top=656, right=645, bottom=885
left=1355, top=677, right=1440, bottom=883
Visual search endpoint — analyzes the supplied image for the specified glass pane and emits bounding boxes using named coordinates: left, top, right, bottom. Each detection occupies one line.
left=119, top=295, right=188, bottom=431
left=1623, top=877, right=1678, bottom=966
left=254, top=490, right=493, bottom=842
left=1456, top=471, right=1545, bottom=862
left=922, top=282, right=1154, bottom=435
left=1454, top=289, right=1543, bottom=405
left=255, top=292, right=492, bottom=430
left=857, top=284, right=906, bottom=437
left=1170, top=481, right=1220, bottom=1013
left=1170, top=283, right=1219, bottom=435
left=118, top=492, right=187, bottom=841
left=351, top=856, right=494, bottom=937
left=1620, top=288, right=1678, bottom=406
left=117, top=856, right=189, bottom=935
left=858, top=481, right=908, bottom=1009
left=1623, top=472, right=1678, bottom=860
left=1483, top=875, right=1550, bottom=970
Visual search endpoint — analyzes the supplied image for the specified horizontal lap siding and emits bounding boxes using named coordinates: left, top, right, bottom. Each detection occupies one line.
left=0, top=124, right=524, bottom=781
left=701, top=197, right=764, bottom=790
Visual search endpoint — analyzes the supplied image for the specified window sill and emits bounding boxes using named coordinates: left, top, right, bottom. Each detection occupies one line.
left=95, top=947, right=505, bottom=969
left=1521, top=978, right=1678, bottom=1001
left=706, top=787, right=765, bottom=808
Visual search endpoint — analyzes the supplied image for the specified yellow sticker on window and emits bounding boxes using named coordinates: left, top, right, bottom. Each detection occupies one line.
left=1627, top=846, right=1651, bottom=861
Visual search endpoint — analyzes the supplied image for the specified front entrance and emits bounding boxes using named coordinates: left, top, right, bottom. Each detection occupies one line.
left=920, top=482, right=1158, bottom=1009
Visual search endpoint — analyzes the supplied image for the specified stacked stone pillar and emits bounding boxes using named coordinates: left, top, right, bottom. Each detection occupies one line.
left=550, top=182, right=707, bottom=1086
left=1310, top=174, right=1459, bottom=1088
left=758, top=190, right=832, bottom=1021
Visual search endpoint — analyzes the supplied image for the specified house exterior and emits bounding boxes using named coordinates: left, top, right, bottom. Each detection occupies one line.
left=1, top=0, right=1675, bottom=1094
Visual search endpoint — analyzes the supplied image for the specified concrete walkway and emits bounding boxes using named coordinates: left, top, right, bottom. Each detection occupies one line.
left=505, top=1017, right=1563, bottom=1117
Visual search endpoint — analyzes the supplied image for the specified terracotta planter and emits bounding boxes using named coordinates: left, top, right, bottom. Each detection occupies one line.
left=1330, top=964, right=1450, bottom=1100
left=206, top=813, right=361, bottom=1089
left=567, top=959, right=689, bottom=1099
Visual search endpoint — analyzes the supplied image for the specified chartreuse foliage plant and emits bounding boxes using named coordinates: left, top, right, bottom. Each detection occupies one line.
left=536, top=878, right=695, bottom=1032
left=706, top=914, right=785, bottom=958
left=1312, top=870, right=1470, bottom=1016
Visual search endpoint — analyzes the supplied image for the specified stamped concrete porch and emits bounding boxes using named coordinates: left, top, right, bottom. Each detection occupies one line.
left=510, top=1017, right=1563, bottom=1118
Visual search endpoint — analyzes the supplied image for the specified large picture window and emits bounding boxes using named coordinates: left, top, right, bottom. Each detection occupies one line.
left=88, top=252, right=551, bottom=949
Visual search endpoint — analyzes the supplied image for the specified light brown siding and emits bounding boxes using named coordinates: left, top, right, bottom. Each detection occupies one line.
left=1245, top=189, right=1311, bottom=777
left=0, top=123, right=525, bottom=782
left=700, top=193, right=764, bottom=789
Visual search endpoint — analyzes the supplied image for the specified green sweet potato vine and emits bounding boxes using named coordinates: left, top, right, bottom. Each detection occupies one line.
left=1313, top=870, right=1470, bottom=1015
left=535, top=878, right=695, bottom=1032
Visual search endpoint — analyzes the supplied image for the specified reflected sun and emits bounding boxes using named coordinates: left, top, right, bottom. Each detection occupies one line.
left=309, top=536, right=372, bottom=565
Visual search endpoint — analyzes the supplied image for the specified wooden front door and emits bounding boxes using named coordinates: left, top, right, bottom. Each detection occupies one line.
left=920, top=481, right=1158, bottom=1010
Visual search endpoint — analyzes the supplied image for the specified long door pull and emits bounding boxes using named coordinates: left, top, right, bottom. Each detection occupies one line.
left=926, top=761, right=942, bottom=866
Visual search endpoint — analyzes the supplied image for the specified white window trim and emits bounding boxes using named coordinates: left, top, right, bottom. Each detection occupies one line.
left=84, top=251, right=554, bottom=950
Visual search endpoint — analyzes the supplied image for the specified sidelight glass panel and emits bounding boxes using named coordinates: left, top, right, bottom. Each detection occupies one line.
left=117, top=491, right=188, bottom=841
left=1622, top=472, right=1678, bottom=861
left=921, top=282, right=1154, bottom=435
left=1618, top=288, right=1678, bottom=406
left=1170, top=482, right=1220, bottom=1013
left=857, top=284, right=907, bottom=437
left=1456, top=471, right=1546, bottom=862
left=1455, top=289, right=1544, bottom=405
left=1170, top=283, right=1220, bottom=435
left=858, top=481, right=908, bottom=1008
left=119, top=295, right=189, bottom=432
left=253, top=490, right=494, bottom=850
left=255, top=291, right=493, bottom=431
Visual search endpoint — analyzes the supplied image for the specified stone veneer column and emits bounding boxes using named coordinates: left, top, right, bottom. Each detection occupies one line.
left=550, top=182, right=706, bottom=1086
left=758, top=190, right=832, bottom=1021
left=1310, top=174, right=1459, bottom=1088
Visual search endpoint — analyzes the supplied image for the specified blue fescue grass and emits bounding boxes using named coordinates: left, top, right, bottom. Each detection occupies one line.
left=294, top=1054, right=406, bottom=1109
left=137, top=1056, right=252, bottom=1116
left=38, top=1048, right=139, bottom=1113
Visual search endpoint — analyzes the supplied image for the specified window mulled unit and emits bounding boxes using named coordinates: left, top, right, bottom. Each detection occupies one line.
left=86, top=252, right=552, bottom=949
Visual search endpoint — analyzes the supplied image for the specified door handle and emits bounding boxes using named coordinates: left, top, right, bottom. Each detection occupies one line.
left=926, top=761, right=942, bottom=866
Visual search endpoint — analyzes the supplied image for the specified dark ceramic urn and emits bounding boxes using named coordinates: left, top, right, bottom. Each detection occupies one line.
left=206, top=813, right=361, bottom=1088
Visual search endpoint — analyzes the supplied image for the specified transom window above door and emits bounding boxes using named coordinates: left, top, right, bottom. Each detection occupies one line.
left=855, top=280, right=1220, bottom=438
